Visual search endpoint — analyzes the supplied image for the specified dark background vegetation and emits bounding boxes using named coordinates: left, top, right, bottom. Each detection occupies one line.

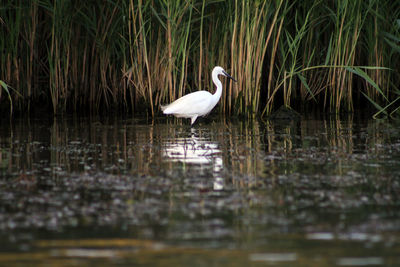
left=1, top=0, right=400, bottom=117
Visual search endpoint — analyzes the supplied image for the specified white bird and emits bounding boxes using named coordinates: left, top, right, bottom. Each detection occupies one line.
left=161, top=66, right=236, bottom=125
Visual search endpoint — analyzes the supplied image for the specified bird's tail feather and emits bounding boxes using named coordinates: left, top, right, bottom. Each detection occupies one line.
left=160, top=104, right=169, bottom=113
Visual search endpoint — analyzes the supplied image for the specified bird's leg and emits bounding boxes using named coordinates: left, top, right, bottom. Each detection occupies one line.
left=190, top=115, right=198, bottom=125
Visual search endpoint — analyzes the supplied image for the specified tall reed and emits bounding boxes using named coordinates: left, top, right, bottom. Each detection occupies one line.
left=0, top=0, right=399, bottom=117
left=227, top=0, right=284, bottom=116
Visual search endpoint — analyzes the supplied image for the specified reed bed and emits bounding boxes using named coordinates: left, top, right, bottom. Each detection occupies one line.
left=0, top=0, right=399, bottom=117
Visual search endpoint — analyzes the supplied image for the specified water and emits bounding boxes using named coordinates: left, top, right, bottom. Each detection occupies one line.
left=0, top=115, right=400, bottom=266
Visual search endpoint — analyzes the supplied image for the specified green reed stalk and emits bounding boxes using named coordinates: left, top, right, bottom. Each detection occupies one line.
left=197, top=0, right=206, bottom=92
left=40, top=0, right=74, bottom=114
left=223, top=0, right=283, bottom=116
left=0, top=0, right=399, bottom=118
left=1, top=1, right=26, bottom=111
left=0, top=80, right=13, bottom=115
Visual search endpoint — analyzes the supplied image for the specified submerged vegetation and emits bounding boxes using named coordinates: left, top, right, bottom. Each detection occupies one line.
left=0, top=0, right=400, bottom=117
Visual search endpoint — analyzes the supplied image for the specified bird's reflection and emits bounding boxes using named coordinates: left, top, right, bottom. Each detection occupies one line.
left=163, top=128, right=224, bottom=190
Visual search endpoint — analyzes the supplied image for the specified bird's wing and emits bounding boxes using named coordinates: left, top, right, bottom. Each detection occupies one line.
left=162, top=91, right=213, bottom=117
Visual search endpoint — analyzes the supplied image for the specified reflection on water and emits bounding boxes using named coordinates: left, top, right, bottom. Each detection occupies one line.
left=0, top=115, right=400, bottom=266
left=4, top=116, right=394, bottom=182
left=163, top=128, right=224, bottom=190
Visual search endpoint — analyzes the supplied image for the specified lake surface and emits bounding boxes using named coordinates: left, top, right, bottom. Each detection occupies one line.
left=0, top=115, right=399, bottom=266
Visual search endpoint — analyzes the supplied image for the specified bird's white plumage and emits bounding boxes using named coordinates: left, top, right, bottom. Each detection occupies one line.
left=161, top=66, right=235, bottom=125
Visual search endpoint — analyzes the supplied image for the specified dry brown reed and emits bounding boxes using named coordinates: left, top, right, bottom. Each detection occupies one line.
left=0, top=0, right=399, bottom=117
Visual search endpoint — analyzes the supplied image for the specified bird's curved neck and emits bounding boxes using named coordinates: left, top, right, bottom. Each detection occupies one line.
left=212, top=73, right=223, bottom=101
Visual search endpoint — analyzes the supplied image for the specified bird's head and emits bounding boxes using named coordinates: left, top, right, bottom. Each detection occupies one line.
left=213, top=66, right=237, bottom=82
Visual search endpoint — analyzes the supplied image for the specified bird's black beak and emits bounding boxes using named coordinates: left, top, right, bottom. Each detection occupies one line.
left=222, top=70, right=237, bottom=82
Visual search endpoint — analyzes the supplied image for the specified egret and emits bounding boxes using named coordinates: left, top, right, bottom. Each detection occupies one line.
left=161, top=66, right=236, bottom=125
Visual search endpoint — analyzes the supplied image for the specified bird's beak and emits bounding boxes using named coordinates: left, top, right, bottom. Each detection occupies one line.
left=222, top=70, right=237, bottom=82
